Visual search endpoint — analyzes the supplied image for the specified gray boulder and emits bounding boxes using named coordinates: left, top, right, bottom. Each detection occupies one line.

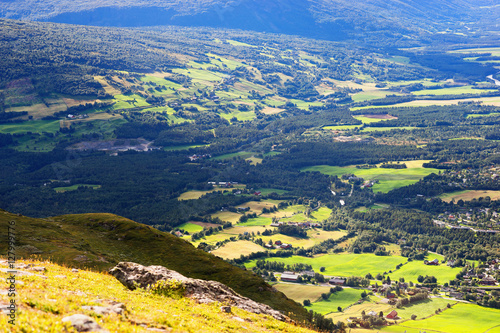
left=62, top=314, right=108, bottom=332
left=109, top=262, right=287, bottom=321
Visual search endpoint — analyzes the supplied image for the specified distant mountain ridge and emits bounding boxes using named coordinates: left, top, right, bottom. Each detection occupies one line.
left=1, top=0, right=498, bottom=41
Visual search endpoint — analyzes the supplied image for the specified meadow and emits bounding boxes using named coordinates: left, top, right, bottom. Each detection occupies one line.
left=387, top=259, right=461, bottom=284
left=211, top=240, right=267, bottom=259
left=54, top=184, right=101, bottom=193
left=274, top=283, right=331, bottom=304
left=245, top=253, right=407, bottom=277
left=302, top=160, right=440, bottom=193
left=0, top=119, right=60, bottom=134
left=307, top=288, right=370, bottom=314
left=438, top=190, right=500, bottom=202
left=382, top=303, right=500, bottom=333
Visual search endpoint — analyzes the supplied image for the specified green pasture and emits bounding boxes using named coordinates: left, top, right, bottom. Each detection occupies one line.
left=212, top=151, right=257, bottom=160
left=219, top=109, right=256, bottom=122
left=238, top=216, right=272, bottom=227
left=211, top=240, right=267, bottom=259
left=353, top=115, right=390, bottom=124
left=173, top=68, right=225, bottom=82
left=361, top=126, right=416, bottom=132
left=274, top=283, right=331, bottom=304
left=54, top=184, right=101, bottom=193
left=451, top=47, right=500, bottom=57
left=395, top=297, right=453, bottom=320
left=302, top=160, right=439, bottom=193
left=245, top=253, right=407, bottom=277
left=0, top=120, right=60, bottom=134
left=467, top=112, right=500, bottom=118
left=382, top=303, right=500, bottom=333
left=177, top=222, right=204, bottom=233
left=412, top=85, right=497, bottom=96
left=140, top=75, right=183, bottom=89
left=226, top=40, right=258, bottom=48
left=387, top=259, right=461, bottom=284
left=308, top=288, right=370, bottom=314
left=253, top=188, right=289, bottom=195
left=112, top=94, right=150, bottom=110
left=323, top=125, right=361, bottom=131
left=163, top=144, right=209, bottom=151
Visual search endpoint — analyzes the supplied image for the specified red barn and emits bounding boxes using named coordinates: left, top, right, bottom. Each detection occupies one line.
left=386, top=310, right=398, bottom=319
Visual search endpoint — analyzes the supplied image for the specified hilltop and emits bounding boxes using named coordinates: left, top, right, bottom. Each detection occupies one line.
left=0, top=209, right=309, bottom=322
left=0, top=0, right=498, bottom=42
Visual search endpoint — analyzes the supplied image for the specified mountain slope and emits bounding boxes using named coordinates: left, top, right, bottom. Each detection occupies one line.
left=0, top=258, right=318, bottom=332
left=0, top=209, right=308, bottom=322
left=0, top=0, right=497, bottom=41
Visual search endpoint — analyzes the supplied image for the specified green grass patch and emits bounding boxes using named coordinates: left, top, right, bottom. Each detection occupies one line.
left=361, top=126, right=417, bottom=132
left=54, top=184, right=101, bottom=193
left=383, top=303, right=500, bottom=333
left=412, top=85, right=497, bottom=96
left=226, top=40, right=257, bottom=48
left=112, top=94, right=150, bottom=110
left=395, top=297, right=453, bottom=320
left=163, top=144, right=209, bottom=151
left=177, top=222, right=204, bottom=233
left=388, top=259, right=461, bottom=284
left=323, top=125, right=362, bottom=131
left=0, top=120, right=60, bottom=134
left=467, top=112, right=500, bottom=118
left=253, top=188, right=289, bottom=195
left=307, top=288, right=369, bottom=314
left=353, top=115, right=390, bottom=124
left=238, top=216, right=272, bottom=227
left=302, top=160, right=439, bottom=193
left=245, top=253, right=407, bottom=277
left=212, top=151, right=257, bottom=160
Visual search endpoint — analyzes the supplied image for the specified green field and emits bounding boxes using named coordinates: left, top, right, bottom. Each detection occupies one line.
left=438, top=190, right=500, bottom=203
left=412, top=85, right=497, bottom=96
left=361, top=126, right=416, bottom=132
left=212, top=151, right=257, bottom=160
left=0, top=120, right=61, bottom=134
left=274, top=283, right=331, bottom=304
left=54, top=184, right=101, bottom=193
left=323, top=125, right=362, bottom=131
left=308, top=288, right=369, bottom=314
left=353, top=115, right=391, bottom=124
left=302, top=160, right=439, bottom=193
left=226, top=39, right=258, bottom=48
left=395, top=297, right=453, bottom=320
left=112, top=94, right=150, bottom=110
left=382, top=303, right=500, bottom=333
left=245, top=253, right=407, bottom=277
left=238, top=216, right=272, bottom=226
left=177, top=222, right=204, bottom=233
left=467, top=112, right=500, bottom=118
left=212, top=240, right=267, bottom=259
left=388, top=258, right=461, bottom=284
left=253, top=188, right=289, bottom=195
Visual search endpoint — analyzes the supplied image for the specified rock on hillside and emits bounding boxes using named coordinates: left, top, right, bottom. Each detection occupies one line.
left=110, top=261, right=288, bottom=321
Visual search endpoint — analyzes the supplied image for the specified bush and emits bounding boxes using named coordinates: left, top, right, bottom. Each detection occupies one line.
left=303, top=299, right=311, bottom=306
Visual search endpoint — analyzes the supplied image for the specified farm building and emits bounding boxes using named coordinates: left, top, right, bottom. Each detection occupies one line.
left=281, top=273, right=299, bottom=283
left=386, top=310, right=398, bottom=319
left=424, top=258, right=439, bottom=265
left=329, top=278, right=345, bottom=285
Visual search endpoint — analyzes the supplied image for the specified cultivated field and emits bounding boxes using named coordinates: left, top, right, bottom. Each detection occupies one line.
left=274, top=283, right=331, bottom=304
left=211, top=240, right=266, bottom=259
left=308, top=288, right=370, bottom=314
left=245, top=253, right=407, bottom=277
left=54, top=184, right=101, bottom=193
left=302, top=160, right=439, bottom=193
left=438, top=190, right=500, bottom=203
left=382, top=303, right=500, bottom=333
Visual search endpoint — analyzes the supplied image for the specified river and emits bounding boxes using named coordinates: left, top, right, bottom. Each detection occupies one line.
left=487, top=74, right=500, bottom=86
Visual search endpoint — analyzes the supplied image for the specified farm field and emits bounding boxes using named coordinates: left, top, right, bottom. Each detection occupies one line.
left=177, top=189, right=219, bottom=200
left=0, top=120, right=60, bottom=134
left=302, top=160, right=439, bottom=193
left=245, top=253, right=407, bottom=277
left=211, top=240, right=266, bottom=259
left=467, top=112, right=500, bottom=118
left=388, top=259, right=461, bottom=284
left=211, top=211, right=242, bottom=223
left=176, top=222, right=204, bottom=233
left=273, top=283, right=331, bottom=304
left=53, top=184, right=101, bottom=193
left=395, top=297, right=453, bottom=320
left=307, top=288, right=370, bottom=314
left=438, top=190, right=500, bottom=203
left=351, top=95, right=500, bottom=110
left=325, top=298, right=392, bottom=322
left=412, top=85, right=497, bottom=96
left=382, top=303, right=500, bottom=333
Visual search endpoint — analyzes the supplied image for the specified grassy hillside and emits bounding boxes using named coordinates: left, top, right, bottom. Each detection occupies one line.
left=0, top=209, right=309, bottom=322
left=0, top=258, right=317, bottom=332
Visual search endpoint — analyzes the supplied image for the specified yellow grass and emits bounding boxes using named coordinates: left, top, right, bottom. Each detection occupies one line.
left=238, top=200, right=283, bottom=214
left=177, top=189, right=218, bottom=200
left=8, top=100, right=68, bottom=120
left=274, top=284, right=331, bottom=304
left=211, top=211, right=242, bottom=223
left=440, top=190, right=500, bottom=203
left=262, top=107, right=285, bottom=115
left=212, top=240, right=267, bottom=259
left=94, top=76, right=122, bottom=95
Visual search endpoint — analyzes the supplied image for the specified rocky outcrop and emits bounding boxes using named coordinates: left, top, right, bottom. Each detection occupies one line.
left=62, top=314, right=108, bottom=332
left=109, top=262, right=287, bottom=321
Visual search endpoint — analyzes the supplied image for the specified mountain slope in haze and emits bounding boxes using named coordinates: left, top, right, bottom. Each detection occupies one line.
left=0, top=0, right=498, bottom=41
left=0, top=209, right=308, bottom=322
